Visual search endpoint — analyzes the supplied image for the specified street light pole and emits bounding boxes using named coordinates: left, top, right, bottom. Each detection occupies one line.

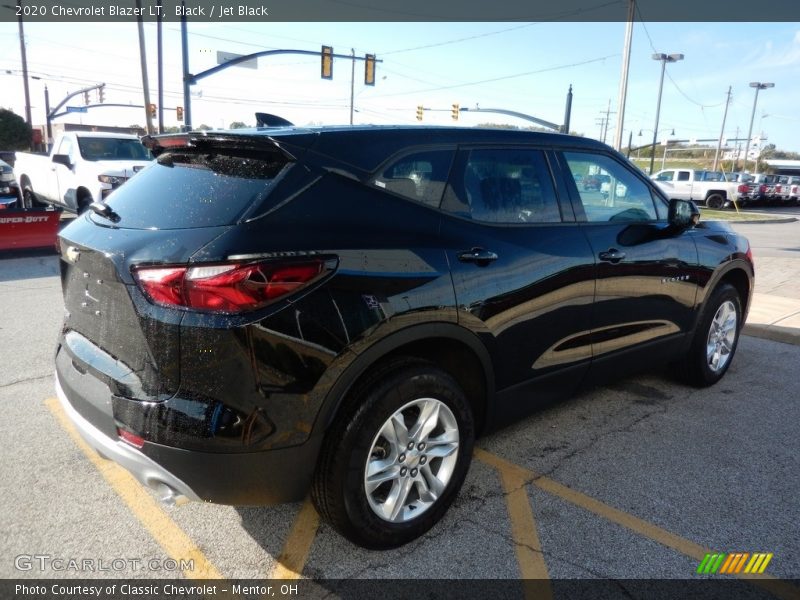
left=649, top=52, right=683, bottom=176
left=743, top=82, right=774, bottom=173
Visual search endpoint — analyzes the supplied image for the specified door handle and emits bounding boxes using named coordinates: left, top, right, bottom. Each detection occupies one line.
left=458, top=247, right=499, bottom=265
left=598, top=248, right=626, bottom=263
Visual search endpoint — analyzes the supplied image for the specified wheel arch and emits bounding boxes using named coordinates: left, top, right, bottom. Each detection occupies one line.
left=317, top=323, right=495, bottom=438
left=699, top=261, right=753, bottom=324
left=704, top=189, right=727, bottom=200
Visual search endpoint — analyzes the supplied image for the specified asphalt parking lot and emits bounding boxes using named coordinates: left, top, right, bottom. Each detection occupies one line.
left=0, top=225, right=798, bottom=599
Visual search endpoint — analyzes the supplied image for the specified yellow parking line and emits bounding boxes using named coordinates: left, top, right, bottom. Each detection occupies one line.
left=475, top=449, right=551, bottom=598
left=477, top=448, right=800, bottom=600
left=269, top=497, right=320, bottom=579
left=44, top=397, right=224, bottom=580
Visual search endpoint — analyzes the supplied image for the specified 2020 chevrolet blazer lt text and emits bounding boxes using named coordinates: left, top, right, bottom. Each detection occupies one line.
left=55, top=126, right=753, bottom=548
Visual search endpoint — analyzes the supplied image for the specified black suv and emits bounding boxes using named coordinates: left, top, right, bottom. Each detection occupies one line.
left=55, top=126, right=753, bottom=549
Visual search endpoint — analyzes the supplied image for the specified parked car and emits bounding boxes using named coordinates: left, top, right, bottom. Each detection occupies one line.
left=773, top=175, right=794, bottom=204
left=55, top=126, right=753, bottom=549
left=14, top=132, right=153, bottom=213
left=787, top=176, right=800, bottom=204
left=744, top=173, right=779, bottom=205
left=651, top=169, right=745, bottom=209
left=0, top=158, right=20, bottom=209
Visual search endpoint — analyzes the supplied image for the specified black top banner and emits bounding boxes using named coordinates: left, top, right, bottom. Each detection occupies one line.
left=1, top=0, right=799, bottom=22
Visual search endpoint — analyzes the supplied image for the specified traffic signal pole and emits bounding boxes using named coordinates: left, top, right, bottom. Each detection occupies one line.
left=135, top=0, right=154, bottom=135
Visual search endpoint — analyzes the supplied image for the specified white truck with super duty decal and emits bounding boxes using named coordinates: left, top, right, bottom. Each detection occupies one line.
left=14, top=132, right=152, bottom=213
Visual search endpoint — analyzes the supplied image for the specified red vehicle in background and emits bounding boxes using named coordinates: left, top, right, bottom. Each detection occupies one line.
left=0, top=158, right=61, bottom=252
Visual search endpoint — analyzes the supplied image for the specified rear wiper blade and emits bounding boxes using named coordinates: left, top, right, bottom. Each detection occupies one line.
left=89, top=201, right=121, bottom=223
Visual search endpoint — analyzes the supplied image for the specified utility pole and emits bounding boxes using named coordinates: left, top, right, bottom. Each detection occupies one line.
left=596, top=116, right=607, bottom=142
left=44, top=85, right=52, bottom=150
left=349, top=48, right=355, bottom=125
left=156, top=0, right=164, bottom=133
left=15, top=0, right=32, bottom=129
left=712, top=86, right=732, bottom=172
left=135, top=0, right=154, bottom=134
left=614, top=0, right=636, bottom=151
left=180, top=0, right=192, bottom=130
left=604, top=99, right=615, bottom=144
left=561, top=84, right=573, bottom=134
left=598, top=99, right=616, bottom=144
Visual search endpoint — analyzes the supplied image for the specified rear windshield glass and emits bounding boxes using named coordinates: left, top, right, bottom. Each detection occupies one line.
left=77, top=137, right=153, bottom=161
left=98, top=150, right=289, bottom=229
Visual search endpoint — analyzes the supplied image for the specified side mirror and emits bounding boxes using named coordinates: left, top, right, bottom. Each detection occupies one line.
left=52, top=154, right=73, bottom=169
left=668, top=198, right=700, bottom=229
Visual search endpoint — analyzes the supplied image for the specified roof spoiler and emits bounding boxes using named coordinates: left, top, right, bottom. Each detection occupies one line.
left=255, top=113, right=294, bottom=127
left=141, top=131, right=296, bottom=160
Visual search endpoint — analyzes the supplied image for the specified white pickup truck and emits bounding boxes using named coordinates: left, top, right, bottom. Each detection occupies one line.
left=14, top=132, right=152, bottom=212
left=651, top=169, right=744, bottom=209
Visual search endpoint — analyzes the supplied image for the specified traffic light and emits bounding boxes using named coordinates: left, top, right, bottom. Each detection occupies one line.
left=176, top=106, right=184, bottom=122
left=452, top=103, right=460, bottom=121
left=416, top=106, right=424, bottom=121
left=83, top=91, right=90, bottom=105
left=364, top=54, right=376, bottom=86
left=98, top=86, right=105, bottom=103
left=148, top=103, right=156, bottom=118
left=321, top=45, right=333, bottom=80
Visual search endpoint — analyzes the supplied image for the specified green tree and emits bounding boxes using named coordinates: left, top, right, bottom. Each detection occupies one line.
left=0, top=109, right=32, bottom=150
left=196, top=124, right=212, bottom=131
left=228, top=121, right=248, bottom=129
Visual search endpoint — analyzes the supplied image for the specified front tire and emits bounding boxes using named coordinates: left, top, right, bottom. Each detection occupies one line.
left=312, top=358, right=475, bottom=549
left=675, top=283, right=742, bottom=387
left=22, top=186, right=41, bottom=208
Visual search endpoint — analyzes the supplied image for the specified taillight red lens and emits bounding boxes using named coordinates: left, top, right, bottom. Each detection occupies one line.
left=118, top=427, right=145, bottom=449
left=135, top=266, right=187, bottom=306
left=133, top=259, right=326, bottom=313
left=737, top=184, right=749, bottom=193
left=759, top=184, right=767, bottom=193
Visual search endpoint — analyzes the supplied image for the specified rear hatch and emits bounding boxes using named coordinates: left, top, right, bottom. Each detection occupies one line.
left=58, top=131, right=299, bottom=401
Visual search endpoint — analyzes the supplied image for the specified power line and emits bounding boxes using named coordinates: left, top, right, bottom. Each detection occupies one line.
left=634, top=9, right=725, bottom=110
left=370, top=54, right=618, bottom=98
left=378, top=23, right=540, bottom=56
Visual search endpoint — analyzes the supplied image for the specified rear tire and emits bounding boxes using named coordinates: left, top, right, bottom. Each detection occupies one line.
left=706, top=193, right=725, bottom=210
left=312, top=358, right=475, bottom=549
left=674, top=283, right=742, bottom=387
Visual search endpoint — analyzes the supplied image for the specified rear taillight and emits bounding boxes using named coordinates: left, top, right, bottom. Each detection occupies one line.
left=759, top=184, right=767, bottom=193
left=745, top=245, right=753, bottom=263
left=133, top=259, right=329, bottom=313
left=737, top=184, right=750, bottom=193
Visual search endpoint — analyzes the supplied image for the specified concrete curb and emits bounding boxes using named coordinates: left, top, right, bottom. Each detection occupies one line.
left=743, top=323, right=800, bottom=347
left=728, top=217, right=799, bottom=225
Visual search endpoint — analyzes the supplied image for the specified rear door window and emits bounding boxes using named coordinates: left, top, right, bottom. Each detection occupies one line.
left=441, top=148, right=562, bottom=224
left=97, top=150, right=290, bottom=229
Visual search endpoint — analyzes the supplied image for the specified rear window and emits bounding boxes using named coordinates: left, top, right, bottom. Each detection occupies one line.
left=77, top=137, right=153, bottom=161
left=98, top=150, right=290, bottom=229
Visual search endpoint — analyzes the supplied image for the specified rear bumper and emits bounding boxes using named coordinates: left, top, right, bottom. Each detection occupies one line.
left=55, top=373, right=200, bottom=504
left=55, top=368, right=322, bottom=506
